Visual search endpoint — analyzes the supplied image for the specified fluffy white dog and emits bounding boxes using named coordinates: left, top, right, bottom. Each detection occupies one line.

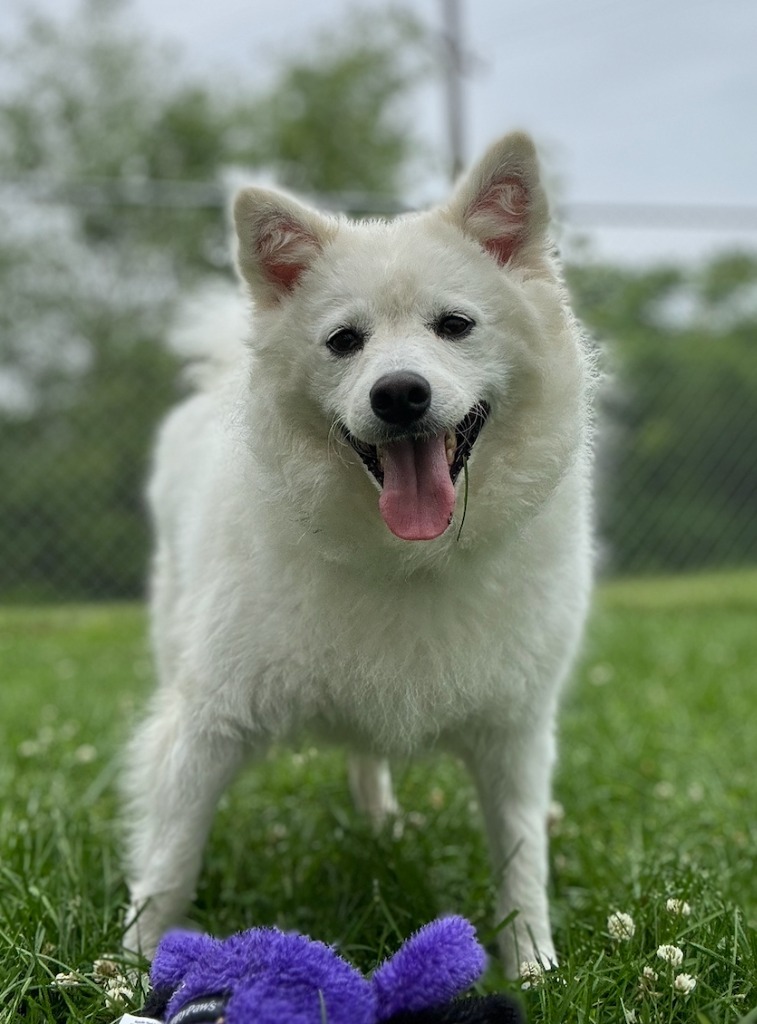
left=123, top=131, right=596, bottom=977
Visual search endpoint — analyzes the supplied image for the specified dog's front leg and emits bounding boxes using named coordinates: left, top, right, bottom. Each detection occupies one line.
left=462, top=716, right=559, bottom=979
left=122, top=695, right=247, bottom=957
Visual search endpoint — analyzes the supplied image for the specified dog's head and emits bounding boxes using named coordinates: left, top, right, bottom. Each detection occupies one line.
left=233, top=133, right=591, bottom=545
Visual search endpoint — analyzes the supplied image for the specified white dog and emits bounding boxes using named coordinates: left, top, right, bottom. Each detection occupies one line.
left=123, top=131, right=595, bottom=977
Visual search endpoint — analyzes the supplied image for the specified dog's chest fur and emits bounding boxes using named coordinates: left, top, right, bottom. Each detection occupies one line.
left=173, top=464, right=590, bottom=756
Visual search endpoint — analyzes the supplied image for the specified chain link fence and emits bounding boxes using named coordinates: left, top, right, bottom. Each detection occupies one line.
left=2, top=191, right=756, bottom=602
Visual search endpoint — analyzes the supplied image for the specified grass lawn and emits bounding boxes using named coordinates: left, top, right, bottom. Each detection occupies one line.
left=1, top=571, right=756, bottom=1023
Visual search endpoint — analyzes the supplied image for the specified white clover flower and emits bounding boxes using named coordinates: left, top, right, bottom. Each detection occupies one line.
left=638, top=965, right=659, bottom=995
left=665, top=898, right=691, bottom=917
left=589, top=662, right=615, bottom=686
left=519, top=960, right=545, bottom=989
left=53, top=972, right=81, bottom=987
left=37, top=726, right=56, bottom=746
left=59, top=720, right=79, bottom=741
left=93, top=957, right=120, bottom=979
left=607, top=911, right=636, bottom=941
left=654, top=780, right=675, bottom=800
left=673, top=972, right=697, bottom=994
left=91, top=957, right=134, bottom=1004
left=687, top=781, right=705, bottom=802
left=656, top=944, right=684, bottom=967
left=104, top=977, right=134, bottom=1003
left=73, top=743, right=97, bottom=764
left=547, top=800, right=565, bottom=832
left=429, top=787, right=446, bottom=809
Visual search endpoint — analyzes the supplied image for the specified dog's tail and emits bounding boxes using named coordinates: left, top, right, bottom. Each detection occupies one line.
left=167, top=278, right=249, bottom=389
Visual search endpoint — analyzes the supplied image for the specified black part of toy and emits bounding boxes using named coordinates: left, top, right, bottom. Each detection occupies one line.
left=138, top=984, right=173, bottom=1019
left=383, top=993, right=525, bottom=1023
left=137, top=989, right=525, bottom=1024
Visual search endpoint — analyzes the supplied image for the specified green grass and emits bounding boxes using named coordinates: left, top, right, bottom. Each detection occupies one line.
left=1, top=574, right=756, bottom=1023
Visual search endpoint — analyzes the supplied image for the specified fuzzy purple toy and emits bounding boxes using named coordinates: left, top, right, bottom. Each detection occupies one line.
left=139, top=916, right=522, bottom=1023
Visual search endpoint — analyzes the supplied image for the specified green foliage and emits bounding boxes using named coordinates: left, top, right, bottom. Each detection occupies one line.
left=1, top=339, right=180, bottom=600
left=2, top=0, right=755, bottom=595
left=567, top=253, right=757, bottom=574
left=0, top=0, right=258, bottom=268
left=0, top=0, right=428, bottom=600
left=247, top=8, right=429, bottom=198
left=1, top=574, right=756, bottom=1020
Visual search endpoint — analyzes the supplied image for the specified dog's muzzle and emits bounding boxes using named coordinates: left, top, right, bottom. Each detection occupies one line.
left=340, top=401, right=490, bottom=541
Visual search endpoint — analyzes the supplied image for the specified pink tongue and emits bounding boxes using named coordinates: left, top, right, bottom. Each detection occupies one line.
left=378, top=434, right=455, bottom=541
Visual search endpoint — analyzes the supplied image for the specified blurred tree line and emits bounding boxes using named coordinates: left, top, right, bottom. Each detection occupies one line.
left=568, top=255, right=757, bottom=574
left=0, top=0, right=755, bottom=599
left=0, top=0, right=427, bottom=599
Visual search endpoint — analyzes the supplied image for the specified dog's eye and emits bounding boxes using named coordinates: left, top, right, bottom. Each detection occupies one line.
left=327, top=327, right=364, bottom=357
left=434, top=313, right=475, bottom=339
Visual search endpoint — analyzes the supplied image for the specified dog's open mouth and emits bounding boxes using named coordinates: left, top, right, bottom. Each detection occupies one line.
left=342, top=402, right=490, bottom=542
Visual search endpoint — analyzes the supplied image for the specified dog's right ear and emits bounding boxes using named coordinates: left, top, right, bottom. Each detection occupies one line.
left=234, top=188, right=336, bottom=307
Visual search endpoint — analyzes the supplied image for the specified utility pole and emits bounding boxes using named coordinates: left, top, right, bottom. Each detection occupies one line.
left=441, top=0, right=466, bottom=182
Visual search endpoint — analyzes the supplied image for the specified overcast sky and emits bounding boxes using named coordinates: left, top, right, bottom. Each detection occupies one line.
left=3, top=0, right=756, bottom=264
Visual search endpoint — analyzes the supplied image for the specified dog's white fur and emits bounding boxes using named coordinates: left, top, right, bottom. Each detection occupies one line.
left=123, top=132, right=595, bottom=977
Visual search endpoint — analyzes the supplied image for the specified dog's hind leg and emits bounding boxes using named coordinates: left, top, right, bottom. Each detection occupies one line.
left=122, top=690, right=248, bottom=957
left=347, top=753, right=400, bottom=830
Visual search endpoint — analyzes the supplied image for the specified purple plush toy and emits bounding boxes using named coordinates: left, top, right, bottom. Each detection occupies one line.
left=138, top=916, right=523, bottom=1023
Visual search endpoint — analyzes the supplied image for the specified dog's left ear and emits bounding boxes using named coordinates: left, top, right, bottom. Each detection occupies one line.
left=443, top=132, right=550, bottom=272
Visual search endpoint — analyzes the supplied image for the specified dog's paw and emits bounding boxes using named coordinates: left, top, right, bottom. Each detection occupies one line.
left=123, top=893, right=192, bottom=960
left=499, top=930, right=557, bottom=982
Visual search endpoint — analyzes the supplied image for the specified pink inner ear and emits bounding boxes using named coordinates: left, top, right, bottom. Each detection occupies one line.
left=468, top=176, right=529, bottom=266
left=257, top=216, right=318, bottom=291
left=264, top=257, right=302, bottom=289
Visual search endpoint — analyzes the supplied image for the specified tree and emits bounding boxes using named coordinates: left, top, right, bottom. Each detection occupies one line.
left=246, top=9, right=429, bottom=200
left=0, top=0, right=430, bottom=599
left=567, top=254, right=757, bottom=574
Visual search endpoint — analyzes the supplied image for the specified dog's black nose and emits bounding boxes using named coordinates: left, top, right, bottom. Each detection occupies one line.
left=370, top=372, right=432, bottom=427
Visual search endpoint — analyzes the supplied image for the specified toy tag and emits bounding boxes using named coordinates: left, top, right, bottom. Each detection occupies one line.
left=166, top=995, right=227, bottom=1023
left=113, top=1015, right=163, bottom=1024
